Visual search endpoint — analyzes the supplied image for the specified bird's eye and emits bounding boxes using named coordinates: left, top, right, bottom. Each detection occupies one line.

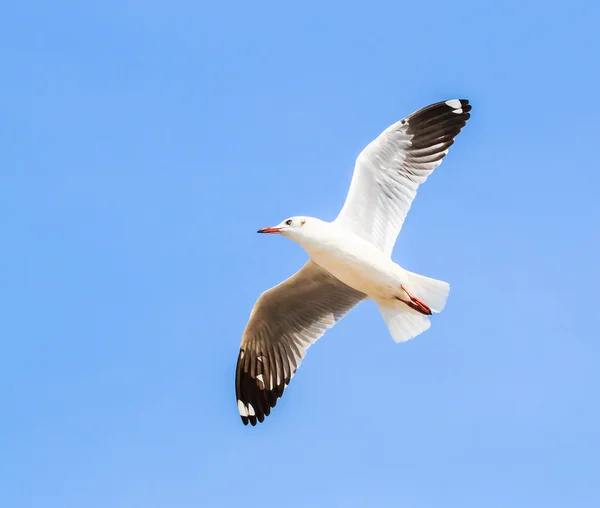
left=285, top=219, right=293, bottom=226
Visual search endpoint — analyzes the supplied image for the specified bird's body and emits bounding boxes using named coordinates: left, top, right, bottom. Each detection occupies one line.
left=291, top=218, right=405, bottom=301
left=235, top=99, right=472, bottom=425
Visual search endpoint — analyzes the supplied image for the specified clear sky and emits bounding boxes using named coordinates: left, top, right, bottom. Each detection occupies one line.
left=1, top=1, right=599, bottom=507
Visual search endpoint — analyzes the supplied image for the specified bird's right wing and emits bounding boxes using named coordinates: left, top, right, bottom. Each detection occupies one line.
left=335, top=99, right=472, bottom=256
left=236, top=260, right=365, bottom=426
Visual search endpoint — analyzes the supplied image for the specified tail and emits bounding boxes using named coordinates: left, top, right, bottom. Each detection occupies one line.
left=377, top=303, right=431, bottom=343
left=376, top=271, right=450, bottom=343
left=403, top=270, right=450, bottom=314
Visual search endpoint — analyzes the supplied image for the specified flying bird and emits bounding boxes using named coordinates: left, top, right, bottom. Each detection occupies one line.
left=236, top=99, right=472, bottom=425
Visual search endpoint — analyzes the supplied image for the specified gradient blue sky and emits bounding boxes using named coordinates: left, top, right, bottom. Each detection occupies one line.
left=2, top=1, right=599, bottom=507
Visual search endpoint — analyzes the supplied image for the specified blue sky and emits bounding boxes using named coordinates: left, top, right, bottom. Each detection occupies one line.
left=1, top=1, right=599, bottom=506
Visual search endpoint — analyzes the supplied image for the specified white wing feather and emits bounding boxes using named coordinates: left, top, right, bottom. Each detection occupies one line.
left=335, top=99, right=472, bottom=255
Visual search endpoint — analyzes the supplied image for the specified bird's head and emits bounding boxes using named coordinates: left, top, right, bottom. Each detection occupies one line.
left=257, top=216, right=323, bottom=244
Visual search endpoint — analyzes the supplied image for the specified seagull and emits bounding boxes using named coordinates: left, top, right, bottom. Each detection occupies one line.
left=236, top=99, right=472, bottom=425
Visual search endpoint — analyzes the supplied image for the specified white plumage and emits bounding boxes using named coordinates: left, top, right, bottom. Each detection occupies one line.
left=235, top=99, right=472, bottom=425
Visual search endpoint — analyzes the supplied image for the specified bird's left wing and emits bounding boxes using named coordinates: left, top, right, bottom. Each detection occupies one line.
left=335, top=99, right=472, bottom=256
left=236, top=260, right=365, bottom=425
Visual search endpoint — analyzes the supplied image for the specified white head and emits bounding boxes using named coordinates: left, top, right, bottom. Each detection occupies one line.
left=257, top=216, right=324, bottom=245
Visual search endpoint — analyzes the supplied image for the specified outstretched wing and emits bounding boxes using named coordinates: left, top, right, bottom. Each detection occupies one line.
left=335, top=99, right=472, bottom=255
left=236, top=261, right=365, bottom=425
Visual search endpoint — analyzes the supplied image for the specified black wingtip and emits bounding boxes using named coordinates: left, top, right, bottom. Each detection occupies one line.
left=451, top=99, right=472, bottom=116
left=235, top=347, right=289, bottom=427
left=406, top=99, right=471, bottom=144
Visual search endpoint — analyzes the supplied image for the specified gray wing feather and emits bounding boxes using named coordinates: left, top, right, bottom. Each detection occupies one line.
left=235, top=261, right=365, bottom=425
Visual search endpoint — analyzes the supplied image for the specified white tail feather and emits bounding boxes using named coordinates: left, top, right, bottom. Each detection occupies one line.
left=403, top=270, right=450, bottom=313
left=377, top=302, right=431, bottom=343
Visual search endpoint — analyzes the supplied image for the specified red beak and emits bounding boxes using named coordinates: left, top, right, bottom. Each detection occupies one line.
left=257, top=227, right=281, bottom=234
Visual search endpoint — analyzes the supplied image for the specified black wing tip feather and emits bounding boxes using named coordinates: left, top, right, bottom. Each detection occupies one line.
left=404, top=99, right=472, bottom=158
left=408, top=99, right=472, bottom=128
left=235, top=348, right=289, bottom=427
